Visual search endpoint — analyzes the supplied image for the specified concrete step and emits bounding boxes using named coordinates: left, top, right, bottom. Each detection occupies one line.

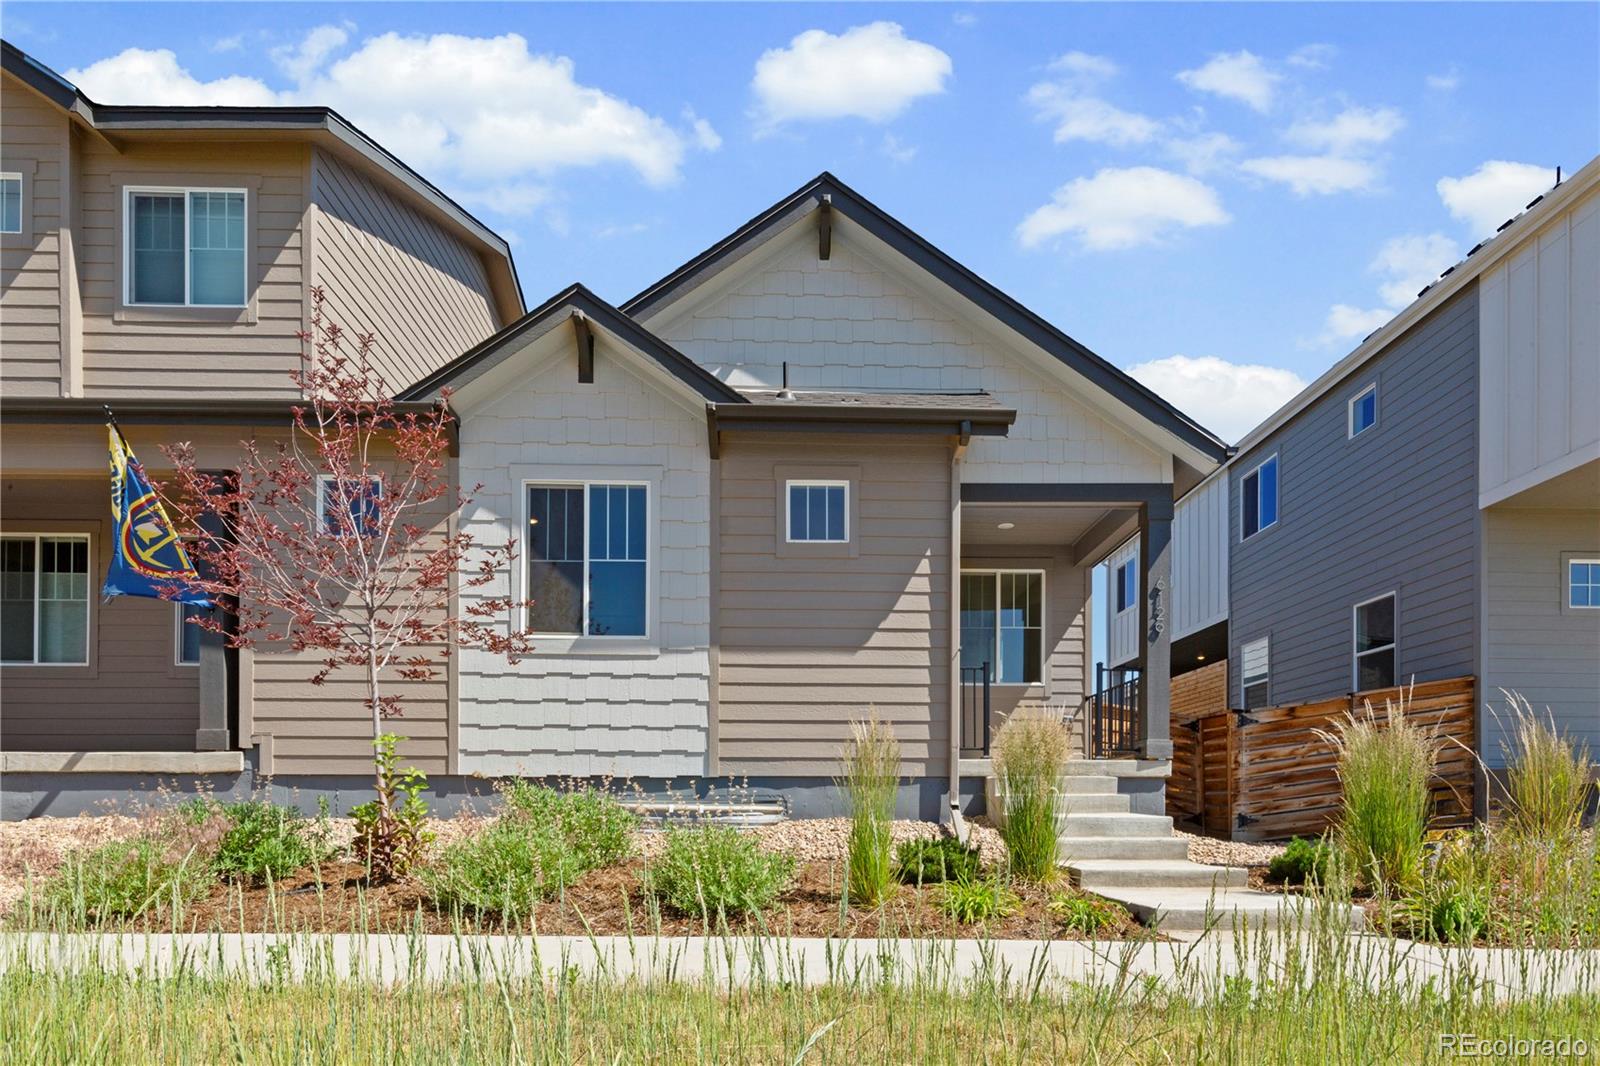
left=1068, top=859, right=1247, bottom=891
left=1060, top=812, right=1173, bottom=837
left=1058, top=775, right=1118, bottom=795
left=1063, top=759, right=1167, bottom=778
left=1057, top=793, right=1131, bottom=813
left=1098, top=886, right=1367, bottom=933
left=1057, top=835, right=1191, bottom=862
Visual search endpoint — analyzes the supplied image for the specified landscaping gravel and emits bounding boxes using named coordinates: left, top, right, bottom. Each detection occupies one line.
left=1178, top=831, right=1286, bottom=869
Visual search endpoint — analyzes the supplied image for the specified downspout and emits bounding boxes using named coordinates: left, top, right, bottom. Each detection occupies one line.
left=946, top=423, right=969, bottom=833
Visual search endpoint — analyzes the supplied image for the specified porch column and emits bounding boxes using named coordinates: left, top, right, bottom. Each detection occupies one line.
left=1137, top=500, right=1173, bottom=761
left=195, top=606, right=230, bottom=751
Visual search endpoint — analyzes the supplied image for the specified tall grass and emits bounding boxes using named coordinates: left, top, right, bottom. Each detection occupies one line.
left=1500, top=692, right=1594, bottom=840
left=839, top=715, right=901, bottom=907
left=993, top=706, right=1070, bottom=882
left=1320, top=693, right=1437, bottom=892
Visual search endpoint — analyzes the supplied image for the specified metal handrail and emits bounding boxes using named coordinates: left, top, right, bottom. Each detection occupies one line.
left=959, top=662, right=991, bottom=756
left=1089, top=663, right=1143, bottom=758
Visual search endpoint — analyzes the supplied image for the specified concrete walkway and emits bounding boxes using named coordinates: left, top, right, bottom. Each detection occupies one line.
left=3, top=930, right=1595, bottom=1002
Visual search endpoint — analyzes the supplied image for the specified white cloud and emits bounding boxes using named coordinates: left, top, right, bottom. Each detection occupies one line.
left=1426, top=69, right=1461, bottom=91
left=1017, top=166, right=1229, bottom=251
left=1124, top=355, right=1306, bottom=443
left=211, top=34, right=245, bottom=54
left=1166, top=131, right=1241, bottom=175
left=1285, top=106, right=1404, bottom=154
left=880, top=133, right=917, bottom=163
left=1437, top=160, right=1553, bottom=236
left=952, top=11, right=978, bottom=27
left=1287, top=43, right=1336, bottom=70
left=67, top=47, right=287, bottom=105
left=751, top=22, right=951, bottom=128
left=272, top=23, right=352, bottom=83
left=682, top=107, right=722, bottom=151
left=1240, top=154, right=1378, bottom=196
left=1026, top=51, right=1159, bottom=147
left=455, top=182, right=551, bottom=217
left=1176, top=51, right=1280, bottom=112
left=1321, top=304, right=1394, bottom=345
left=1370, top=232, right=1461, bottom=308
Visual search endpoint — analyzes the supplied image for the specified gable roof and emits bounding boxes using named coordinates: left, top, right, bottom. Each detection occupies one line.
left=399, top=283, right=746, bottom=404
left=1228, top=154, right=1597, bottom=462
left=622, top=171, right=1230, bottom=464
left=1, top=39, right=523, bottom=315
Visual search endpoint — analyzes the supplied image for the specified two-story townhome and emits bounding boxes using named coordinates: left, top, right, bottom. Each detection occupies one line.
left=1105, top=154, right=1598, bottom=817
left=3, top=43, right=1232, bottom=825
left=0, top=42, right=523, bottom=811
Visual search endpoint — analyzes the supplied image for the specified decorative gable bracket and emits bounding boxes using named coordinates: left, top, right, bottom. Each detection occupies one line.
left=817, top=193, right=832, bottom=261
left=572, top=310, right=595, bottom=383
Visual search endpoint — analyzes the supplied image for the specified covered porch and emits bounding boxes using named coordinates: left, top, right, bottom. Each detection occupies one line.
left=951, top=482, right=1175, bottom=777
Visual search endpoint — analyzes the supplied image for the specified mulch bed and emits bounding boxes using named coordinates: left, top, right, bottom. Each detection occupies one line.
left=99, top=858, right=1153, bottom=941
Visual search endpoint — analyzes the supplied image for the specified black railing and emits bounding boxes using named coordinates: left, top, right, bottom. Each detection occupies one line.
left=960, top=662, right=991, bottom=756
left=1089, top=664, right=1143, bottom=758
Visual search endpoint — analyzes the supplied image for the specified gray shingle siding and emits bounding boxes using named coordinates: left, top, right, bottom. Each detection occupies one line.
left=1227, top=283, right=1480, bottom=708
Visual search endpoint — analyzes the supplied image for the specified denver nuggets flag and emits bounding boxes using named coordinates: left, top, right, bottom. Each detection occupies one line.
left=103, top=423, right=211, bottom=606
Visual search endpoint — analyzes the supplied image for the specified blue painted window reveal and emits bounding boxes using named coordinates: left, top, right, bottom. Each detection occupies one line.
left=320, top=476, right=383, bottom=537
left=525, top=483, right=647, bottom=637
left=788, top=482, right=847, bottom=542
left=1570, top=560, right=1600, bottom=609
left=1115, top=558, right=1137, bottom=613
left=959, top=571, right=1042, bottom=685
left=1242, top=455, right=1278, bottom=540
left=1350, top=385, right=1378, bottom=437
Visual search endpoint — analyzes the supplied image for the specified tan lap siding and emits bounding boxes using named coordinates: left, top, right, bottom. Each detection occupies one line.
left=0, top=478, right=199, bottom=751
left=311, top=149, right=500, bottom=390
left=716, top=436, right=953, bottom=777
left=0, top=77, right=66, bottom=397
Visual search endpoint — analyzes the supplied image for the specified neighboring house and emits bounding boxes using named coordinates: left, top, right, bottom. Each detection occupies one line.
left=0, top=42, right=522, bottom=809
left=1, top=38, right=1232, bottom=820
left=1107, top=155, right=1599, bottom=804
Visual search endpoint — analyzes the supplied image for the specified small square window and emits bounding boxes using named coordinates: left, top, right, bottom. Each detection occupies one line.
left=1349, top=384, right=1378, bottom=438
left=786, top=481, right=848, bottom=543
left=318, top=475, right=383, bottom=537
left=0, top=174, right=21, bottom=234
left=1570, top=559, right=1600, bottom=609
left=126, top=187, right=247, bottom=307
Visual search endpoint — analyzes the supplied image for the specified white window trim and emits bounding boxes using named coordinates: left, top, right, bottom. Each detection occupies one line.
left=316, top=474, right=384, bottom=537
left=1348, top=383, right=1378, bottom=439
left=1569, top=557, right=1600, bottom=610
left=1240, top=636, right=1270, bottom=706
left=960, top=567, right=1046, bottom=688
left=0, top=172, right=21, bottom=235
left=784, top=479, right=850, bottom=544
left=520, top=479, right=653, bottom=644
left=1114, top=558, right=1137, bottom=615
left=0, top=532, right=91, bottom=667
left=1240, top=452, right=1279, bottom=541
left=123, top=185, right=249, bottom=308
left=1351, top=591, right=1398, bottom=691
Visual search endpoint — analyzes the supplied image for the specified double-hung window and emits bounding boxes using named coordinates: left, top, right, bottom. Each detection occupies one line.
left=1114, top=558, right=1137, bottom=614
left=126, top=187, right=247, bottom=306
left=527, top=483, right=648, bottom=638
left=1240, top=636, right=1270, bottom=709
left=960, top=570, right=1043, bottom=685
left=1567, top=559, right=1600, bottom=609
left=1241, top=454, right=1278, bottom=540
left=786, top=481, right=847, bottom=543
left=1353, top=593, right=1397, bottom=690
left=1, top=534, right=90, bottom=666
left=318, top=475, right=383, bottom=537
left=1348, top=384, right=1378, bottom=438
left=0, top=173, right=21, bottom=234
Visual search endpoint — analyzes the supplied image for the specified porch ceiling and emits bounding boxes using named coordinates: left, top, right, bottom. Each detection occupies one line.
left=960, top=501, right=1123, bottom=548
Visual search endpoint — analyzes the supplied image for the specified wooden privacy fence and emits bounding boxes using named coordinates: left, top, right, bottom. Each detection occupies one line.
left=1168, top=676, right=1477, bottom=842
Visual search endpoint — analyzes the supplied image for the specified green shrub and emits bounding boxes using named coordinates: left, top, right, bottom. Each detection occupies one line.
left=645, top=826, right=796, bottom=921
left=420, top=820, right=583, bottom=920
left=501, top=781, right=636, bottom=869
left=994, top=706, right=1070, bottom=883
left=1267, top=837, right=1333, bottom=886
left=936, top=878, right=1020, bottom=925
left=48, top=837, right=215, bottom=923
left=352, top=734, right=434, bottom=880
left=1500, top=693, right=1593, bottom=841
left=838, top=715, right=900, bottom=907
left=1047, top=892, right=1128, bottom=935
left=212, top=801, right=333, bottom=883
left=895, top=836, right=982, bottom=886
left=1321, top=697, right=1436, bottom=893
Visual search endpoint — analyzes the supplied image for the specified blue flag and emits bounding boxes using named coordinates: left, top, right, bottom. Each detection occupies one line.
left=103, top=425, right=212, bottom=606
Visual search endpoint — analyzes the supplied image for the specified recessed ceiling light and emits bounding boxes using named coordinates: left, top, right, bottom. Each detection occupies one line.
left=1196, top=653, right=1206, bottom=661
left=997, top=522, right=1015, bottom=530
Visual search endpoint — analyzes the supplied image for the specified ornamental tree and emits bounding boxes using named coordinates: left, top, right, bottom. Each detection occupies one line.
left=157, top=287, right=532, bottom=876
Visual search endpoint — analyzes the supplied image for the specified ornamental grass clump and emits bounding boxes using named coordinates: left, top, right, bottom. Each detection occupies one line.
left=645, top=825, right=796, bottom=922
left=839, top=715, right=901, bottom=907
left=894, top=836, right=983, bottom=886
left=993, top=706, right=1070, bottom=882
left=1500, top=692, right=1593, bottom=842
left=1320, top=694, right=1437, bottom=893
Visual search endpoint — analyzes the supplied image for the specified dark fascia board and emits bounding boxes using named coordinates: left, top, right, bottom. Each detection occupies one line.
left=710, top=401, right=1013, bottom=435
left=399, top=283, right=745, bottom=405
left=1, top=39, right=524, bottom=313
left=0, top=397, right=441, bottom=426
left=622, top=171, right=1229, bottom=463
left=962, top=481, right=1175, bottom=519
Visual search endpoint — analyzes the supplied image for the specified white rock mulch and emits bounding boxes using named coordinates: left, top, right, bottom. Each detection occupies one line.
left=1177, top=831, right=1286, bottom=869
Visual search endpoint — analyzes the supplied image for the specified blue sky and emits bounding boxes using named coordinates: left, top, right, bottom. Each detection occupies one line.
left=7, top=3, right=1596, bottom=442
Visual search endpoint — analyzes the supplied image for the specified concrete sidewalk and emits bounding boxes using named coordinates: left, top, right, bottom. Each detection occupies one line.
left=3, top=930, right=1595, bottom=1002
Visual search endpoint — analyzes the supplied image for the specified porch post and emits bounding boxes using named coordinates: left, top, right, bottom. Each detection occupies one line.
left=1137, top=500, right=1174, bottom=761
left=195, top=606, right=230, bottom=751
